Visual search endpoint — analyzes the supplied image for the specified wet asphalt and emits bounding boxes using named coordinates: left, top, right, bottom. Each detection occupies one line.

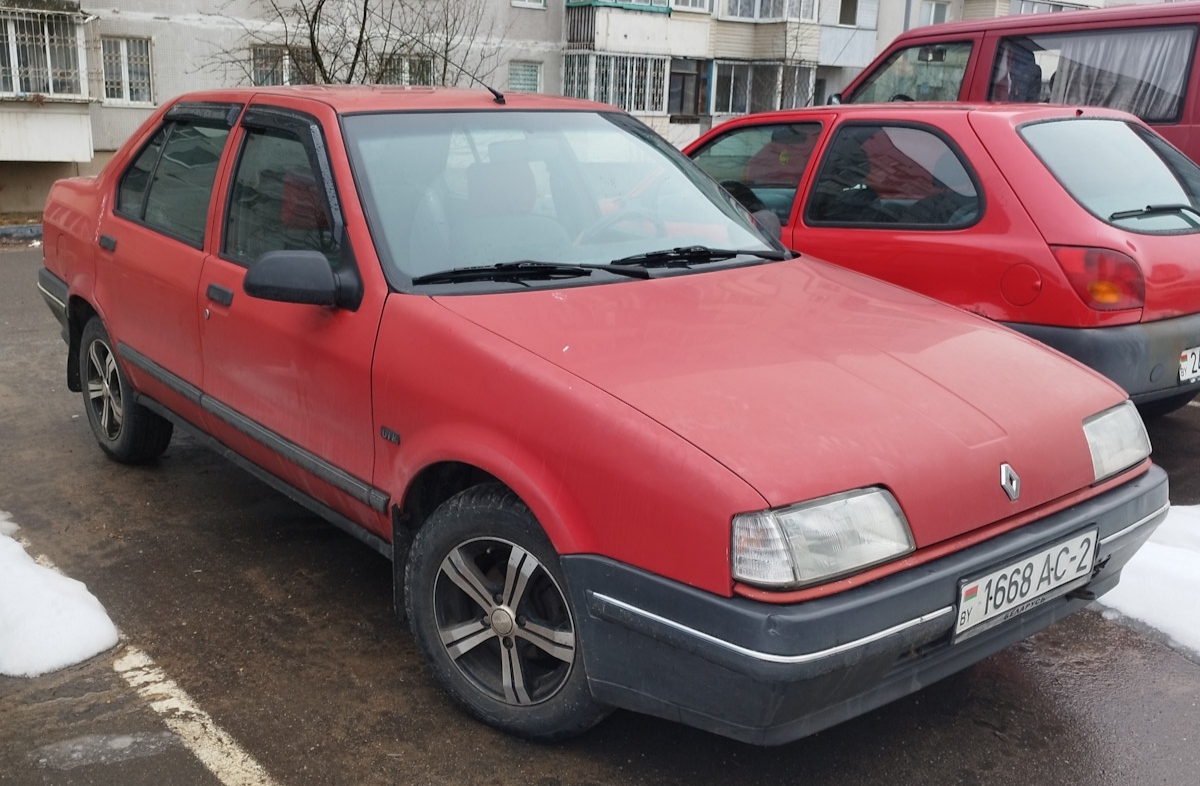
left=1, top=245, right=1198, bottom=786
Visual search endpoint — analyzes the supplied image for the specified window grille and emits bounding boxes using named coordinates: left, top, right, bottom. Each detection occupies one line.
left=0, top=11, right=83, bottom=97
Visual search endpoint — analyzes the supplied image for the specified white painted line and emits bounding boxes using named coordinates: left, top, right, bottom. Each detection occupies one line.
left=113, top=647, right=280, bottom=786
left=16, top=538, right=278, bottom=786
left=1188, top=400, right=1200, bottom=408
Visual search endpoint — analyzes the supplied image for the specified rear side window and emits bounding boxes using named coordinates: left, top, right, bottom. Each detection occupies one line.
left=1021, top=118, right=1200, bottom=234
left=849, top=42, right=973, bottom=103
left=804, top=124, right=981, bottom=228
left=115, top=121, right=232, bottom=247
left=689, top=123, right=822, bottom=226
left=990, top=27, right=1196, bottom=123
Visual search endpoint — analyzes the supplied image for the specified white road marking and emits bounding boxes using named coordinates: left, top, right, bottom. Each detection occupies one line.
left=14, top=535, right=278, bottom=786
left=1188, top=400, right=1200, bottom=408
left=113, top=647, right=280, bottom=786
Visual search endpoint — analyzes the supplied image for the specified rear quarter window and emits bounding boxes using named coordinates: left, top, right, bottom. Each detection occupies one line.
left=1021, top=118, right=1200, bottom=234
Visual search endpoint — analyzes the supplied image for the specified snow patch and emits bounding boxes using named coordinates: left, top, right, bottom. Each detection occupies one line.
left=0, top=511, right=119, bottom=678
left=1097, top=504, right=1200, bottom=658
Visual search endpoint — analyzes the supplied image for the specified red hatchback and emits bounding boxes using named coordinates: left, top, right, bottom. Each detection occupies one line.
left=686, top=103, right=1200, bottom=416
left=38, top=88, right=1166, bottom=745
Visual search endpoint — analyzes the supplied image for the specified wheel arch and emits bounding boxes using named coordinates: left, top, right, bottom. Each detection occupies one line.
left=66, top=295, right=100, bottom=392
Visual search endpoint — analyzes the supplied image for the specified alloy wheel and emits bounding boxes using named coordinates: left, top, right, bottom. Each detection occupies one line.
left=85, top=338, right=124, bottom=441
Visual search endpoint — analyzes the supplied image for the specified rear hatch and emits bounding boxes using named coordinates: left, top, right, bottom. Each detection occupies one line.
left=970, top=108, right=1200, bottom=322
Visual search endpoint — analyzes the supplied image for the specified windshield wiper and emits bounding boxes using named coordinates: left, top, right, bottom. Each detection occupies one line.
left=411, top=260, right=650, bottom=285
left=1109, top=203, right=1200, bottom=223
left=610, top=245, right=790, bottom=268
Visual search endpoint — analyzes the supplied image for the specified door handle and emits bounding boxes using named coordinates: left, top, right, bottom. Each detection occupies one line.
left=98, top=234, right=117, bottom=252
left=205, top=283, right=234, bottom=307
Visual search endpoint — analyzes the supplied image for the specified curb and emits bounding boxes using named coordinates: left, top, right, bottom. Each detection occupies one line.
left=0, top=224, right=43, bottom=241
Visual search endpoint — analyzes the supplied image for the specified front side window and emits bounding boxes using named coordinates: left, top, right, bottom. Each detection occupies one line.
left=690, top=123, right=822, bottom=225
left=343, top=111, right=773, bottom=286
left=0, top=11, right=81, bottom=96
left=102, top=37, right=153, bottom=104
left=224, top=128, right=338, bottom=265
left=1022, top=118, right=1200, bottom=234
left=849, top=41, right=973, bottom=103
left=805, top=124, right=980, bottom=227
left=116, top=121, right=231, bottom=246
left=990, top=27, right=1196, bottom=123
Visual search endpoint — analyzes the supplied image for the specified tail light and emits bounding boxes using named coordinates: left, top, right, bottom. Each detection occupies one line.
left=1052, top=246, right=1145, bottom=312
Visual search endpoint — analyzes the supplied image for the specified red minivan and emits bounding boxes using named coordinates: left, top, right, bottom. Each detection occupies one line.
left=838, top=1, right=1200, bottom=162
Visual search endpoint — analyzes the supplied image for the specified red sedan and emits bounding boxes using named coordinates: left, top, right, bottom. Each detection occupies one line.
left=686, top=103, right=1200, bottom=417
left=38, top=88, right=1165, bottom=745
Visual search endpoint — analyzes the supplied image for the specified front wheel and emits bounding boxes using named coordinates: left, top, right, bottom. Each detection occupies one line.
left=79, top=317, right=173, bottom=463
left=404, top=484, right=609, bottom=741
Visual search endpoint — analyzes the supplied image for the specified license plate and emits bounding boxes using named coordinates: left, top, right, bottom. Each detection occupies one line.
left=954, top=529, right=1097, bottom=641
left=1181, top=346, right=1200, bottom=382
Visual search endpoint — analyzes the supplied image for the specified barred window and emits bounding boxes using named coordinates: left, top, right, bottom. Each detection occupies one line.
left=508, top=61, right=541, bottom=93
left=563, top=52, right=667, bottom=114
left=378, top=55, right=433, bottom=86
left=102, top=38, right=152, bottom=104
left=0, top=11, right=82, bottom=97
left=251, top=45, right=315, bottom=86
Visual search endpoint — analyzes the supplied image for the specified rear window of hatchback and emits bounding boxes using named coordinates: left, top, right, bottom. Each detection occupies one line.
left=1020, top=118, right=1200, bottom=234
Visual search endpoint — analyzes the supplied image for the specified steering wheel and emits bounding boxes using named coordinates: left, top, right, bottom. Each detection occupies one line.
left=576, top=206, right=666, bottom=244
left=890, top=93, right=915, bottom=102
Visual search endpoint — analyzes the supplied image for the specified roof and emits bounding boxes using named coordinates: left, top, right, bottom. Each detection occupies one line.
left=166, top=85, right=615, bottom=115
left=893, top=0, right=1200, bottom=41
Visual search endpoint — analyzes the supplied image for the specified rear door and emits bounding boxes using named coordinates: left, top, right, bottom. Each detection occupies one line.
left=95, top=101, right=241, bottom=425
left=198, top=99, right=391, bottom=537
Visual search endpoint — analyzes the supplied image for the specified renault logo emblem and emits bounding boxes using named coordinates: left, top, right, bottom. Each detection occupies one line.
left=1000, top=463, right=1021, bottom=501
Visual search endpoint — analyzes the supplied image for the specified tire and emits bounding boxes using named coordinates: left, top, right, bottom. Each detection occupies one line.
left=79, top=317, right=173, bottom=464
left=404, top=483, right=610, bottom=741
left=1137, top=391, right=1198, bottom=419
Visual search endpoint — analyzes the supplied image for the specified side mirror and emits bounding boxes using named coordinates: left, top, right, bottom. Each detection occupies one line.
left=244, top=250, right=338, bottom=307
left=751, top=209, right=782, bottom=242
left=828, top=93, right=842, bottom=105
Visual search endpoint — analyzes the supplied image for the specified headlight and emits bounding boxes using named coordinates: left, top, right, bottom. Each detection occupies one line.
left=1083, top=400, right=1150, bottom=482
left=731, top=488, right=915, bottom=589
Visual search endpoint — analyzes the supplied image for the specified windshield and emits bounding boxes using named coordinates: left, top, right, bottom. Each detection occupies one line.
left=1021, top=118, right=1200, bottom=234
left=342, top=111, right=773, bottom=287
left=849, top=42, right=973, bottom=104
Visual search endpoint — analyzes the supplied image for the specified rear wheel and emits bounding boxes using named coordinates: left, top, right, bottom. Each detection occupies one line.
left=1137, top=391, right=1198, bottom=419
left=404, top=484, right=609, bottom=741
left=79, top=317, right=173, bottom=463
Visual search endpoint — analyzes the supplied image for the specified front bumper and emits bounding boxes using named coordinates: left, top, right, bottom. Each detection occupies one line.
left=562, top=464, right=1168, bottom=745
left=1001, top=314, right=1200, bottom=404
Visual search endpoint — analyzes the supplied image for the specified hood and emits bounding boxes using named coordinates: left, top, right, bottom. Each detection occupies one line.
left=435, top=260, right=1127, bottom=548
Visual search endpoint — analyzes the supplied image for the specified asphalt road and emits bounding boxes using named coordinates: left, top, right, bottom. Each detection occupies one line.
left=2, top=244, right=1198, bottom=786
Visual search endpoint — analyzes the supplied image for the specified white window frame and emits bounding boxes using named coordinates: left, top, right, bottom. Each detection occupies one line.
left=378, top=54, right=433, bottom=86
left=508, top=60, right=542, bottom=93
left=712, top=59, right=813, bottom=115
left=101, top=37, right=153, bottom=106
left=838, top=0, right=859, bottom=26
left=920, top=1, right=949, bottom=26
left=720, top=0, right=818, bottom=22
left=0, top=11, right=87, bottom=99
left=672, top=0, right=711, bottom=12
left=511, top=0, right=547, bottom=8
left=250, top=44, right=317, bottom=86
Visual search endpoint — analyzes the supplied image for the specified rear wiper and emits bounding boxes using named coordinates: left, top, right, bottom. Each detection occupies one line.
left=1109, top=203, right=1200, bottom=223
left=411, top=260, right=650, bottom=285
left=610, top=245, right=790, bottom=268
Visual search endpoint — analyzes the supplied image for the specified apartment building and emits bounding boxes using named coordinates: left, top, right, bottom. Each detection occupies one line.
left=1, top=0, right=880, bottom=212
left=875, top=0, right=1107, bottom=52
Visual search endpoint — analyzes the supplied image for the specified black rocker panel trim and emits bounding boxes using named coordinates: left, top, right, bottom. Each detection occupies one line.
left=118, top=341, right=389, bottom=514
